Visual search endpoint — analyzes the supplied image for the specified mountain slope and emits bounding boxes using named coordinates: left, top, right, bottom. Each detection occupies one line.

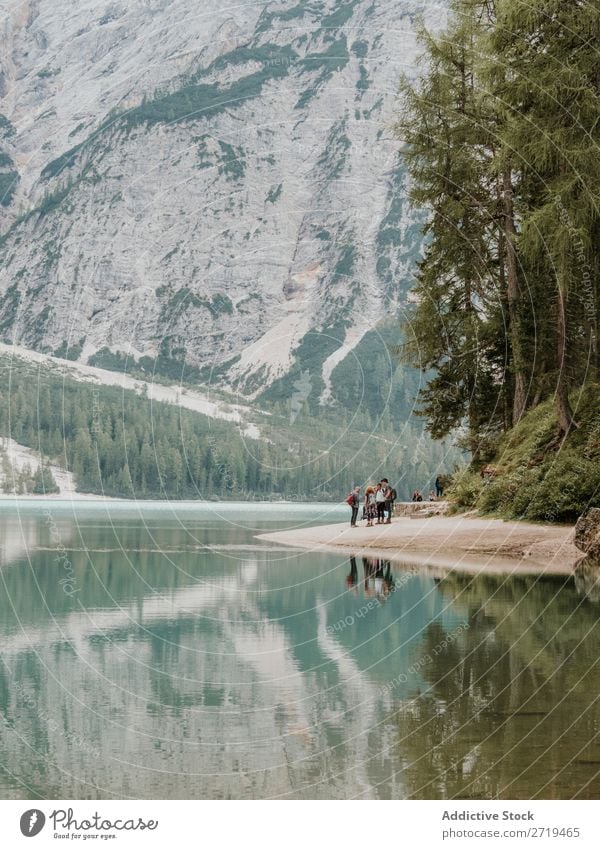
left=0, top=0, right=437, bottom=401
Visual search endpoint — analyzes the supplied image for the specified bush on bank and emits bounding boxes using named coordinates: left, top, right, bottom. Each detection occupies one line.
left=447, top=384, right=600, bottom=523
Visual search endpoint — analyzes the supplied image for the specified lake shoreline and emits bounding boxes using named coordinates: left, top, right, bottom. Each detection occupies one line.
left=258, top=514, right=582, bottom=575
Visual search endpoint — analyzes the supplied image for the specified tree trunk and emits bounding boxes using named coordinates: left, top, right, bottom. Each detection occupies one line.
left=497, top=221, right=513, bottom=431
left=555, top=283, right=576, bottom=437
left=503, top=168, right=527, bottom=425
left=592, top=220, right=600, bottom=381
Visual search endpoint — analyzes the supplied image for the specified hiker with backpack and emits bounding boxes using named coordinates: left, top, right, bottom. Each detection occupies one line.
left=347, top=486, right=361, bottom=527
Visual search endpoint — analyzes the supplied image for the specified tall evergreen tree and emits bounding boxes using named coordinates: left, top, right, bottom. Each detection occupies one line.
left=397, top=0, right=600, bottom=454
left=396, top=4, right=503, bottom=456
left=491, top=0, right=600, bottom=437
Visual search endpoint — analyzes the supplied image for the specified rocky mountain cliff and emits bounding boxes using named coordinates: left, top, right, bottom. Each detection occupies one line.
left=0, top=0, right=437, bottom=405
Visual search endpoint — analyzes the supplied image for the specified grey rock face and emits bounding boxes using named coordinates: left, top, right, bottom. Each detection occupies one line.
left=0, top=0, right=439, bottom=396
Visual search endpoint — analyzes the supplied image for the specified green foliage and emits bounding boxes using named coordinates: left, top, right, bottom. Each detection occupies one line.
left=446, top=468, right=482, bottom=512
left=87, top=345, right=202, bottom=384
left=199, top=43, right=295, bottom=76
left=266, top=183, right=282, bottom=203
left=69, top=122, right=86, bottom=138
left=0, top=355, right=451, bottom=502
left=351, top=40, right=369, bottom=58
left=0, top=170, right=18, bottom=206
left=296, top=37, right=350, bottom=108
left=36, top=182, right=75, bottom=216
left=217, top=141, right=245, bottom=182
left=0, top=115, right=16, bottom=138
left=356, top=64, right=370, bottom=93
left=87, top=347, right=130, bottom=372
left=447, top=385, right=600, bottom=522
left=41, top=44, right=297, bottom=182
left=397, top=9, right=500, bottom=453
left=54, top=338, right=85, bottom=361
left=330, top=321, right=424, bottom=424
left=32, top=465, right=59, bottom=494
left=41, top=144, right=86, bottom=180
left=159, top=288, right=234, bottom=325
left=333, top=243, right=356, bottom=281
left=260, top=322, right=348, bottom=408
left=254, top=2, right=319, bottom=35
left=316, top=116, right=351, bottom=179
left=119, top=45, right=296, bottom=131
left=375, top=157, right=422, bottom=296
left=320, top=1, right=358, bottom=30
left=0, top=283, right=22, bottom=335
left=29, top=306, right=52, bottom=347
left=396, top=0, right=600, bottom=464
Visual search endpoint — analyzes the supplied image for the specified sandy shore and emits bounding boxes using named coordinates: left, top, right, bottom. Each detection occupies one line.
left=258, top=514, right=583, bottom=574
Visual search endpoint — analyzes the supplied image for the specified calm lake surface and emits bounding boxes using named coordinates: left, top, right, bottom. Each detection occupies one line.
left=0, top=502, right=599, bottom=800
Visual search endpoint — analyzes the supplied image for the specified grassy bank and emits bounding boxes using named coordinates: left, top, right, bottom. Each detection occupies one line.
left=448, top=384, right=600, bottom=523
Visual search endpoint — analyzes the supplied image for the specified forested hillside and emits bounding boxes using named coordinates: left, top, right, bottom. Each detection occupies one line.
left=0, top=356, right=452, bottom=500
left=397, top=0, right=599, bottom=520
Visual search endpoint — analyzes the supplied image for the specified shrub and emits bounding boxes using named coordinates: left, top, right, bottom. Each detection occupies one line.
left=452, top=384, right=600, bottom=523
left=446, top=468, right=482, bottom=511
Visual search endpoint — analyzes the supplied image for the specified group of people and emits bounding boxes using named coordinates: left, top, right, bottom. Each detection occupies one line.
left=347, top=479, right=396, bottom=527
left=347, top=475, right=446, bottom=526
left=411, top=489, right=438, bottom=502
left=346, top=556, right=394, bottom=600
left=411, top=476, right=445, bottom=503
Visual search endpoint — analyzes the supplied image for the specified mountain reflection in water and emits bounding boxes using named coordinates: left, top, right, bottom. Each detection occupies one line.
left=0, top=505, right=598, bottom=799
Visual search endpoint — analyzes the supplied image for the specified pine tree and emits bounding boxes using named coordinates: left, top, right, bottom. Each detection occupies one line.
left=396, top=0, right=600, bottom=455
left=396, top=5, right=502, bottom=456
left=491, top=0, right=600, bottom=437
left=32, top=464, right=59, bottom=495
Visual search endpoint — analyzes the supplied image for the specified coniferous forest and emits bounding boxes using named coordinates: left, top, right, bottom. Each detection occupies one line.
left=397, top=0, right=599, bottom=521
left=0, top=357, right=451, bottom=501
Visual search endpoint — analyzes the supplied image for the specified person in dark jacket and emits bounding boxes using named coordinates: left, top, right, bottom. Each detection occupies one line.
left=381, top=478, right=393, bottom=523
left=349, top=486, right=361, bottom=527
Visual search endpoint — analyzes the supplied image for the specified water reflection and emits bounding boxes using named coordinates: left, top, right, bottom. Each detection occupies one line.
left=0, top=512, right=598, bottom=800
left=574, top=558, right=600, bottom=602
left=393, top=572, right=600, bottom=799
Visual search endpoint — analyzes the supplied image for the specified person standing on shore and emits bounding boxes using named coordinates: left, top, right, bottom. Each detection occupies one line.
left=435, top=475, right=444, bottom=498
left=375, top=482, right=386, bottom=524
left=364, top=486, right=376, bottom=526
left=381, top=478, right=393, bottom=523
left=347, top=486, right=361, bottom=527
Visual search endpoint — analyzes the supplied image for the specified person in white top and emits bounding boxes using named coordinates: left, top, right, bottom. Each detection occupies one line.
left=375, top=483, right=386, bottom=524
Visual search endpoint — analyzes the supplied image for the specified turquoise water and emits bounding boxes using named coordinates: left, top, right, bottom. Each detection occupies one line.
left=0, top=502, right=599, bottom=799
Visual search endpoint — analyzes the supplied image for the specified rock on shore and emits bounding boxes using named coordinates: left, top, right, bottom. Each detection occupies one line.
left=574, top=508, right=600, bottom=559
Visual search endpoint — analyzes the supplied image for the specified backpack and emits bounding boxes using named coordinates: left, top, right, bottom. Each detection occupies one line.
left=346, top=493, right=355, bottom=506
left=390, top=488, right=397, bottom=501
